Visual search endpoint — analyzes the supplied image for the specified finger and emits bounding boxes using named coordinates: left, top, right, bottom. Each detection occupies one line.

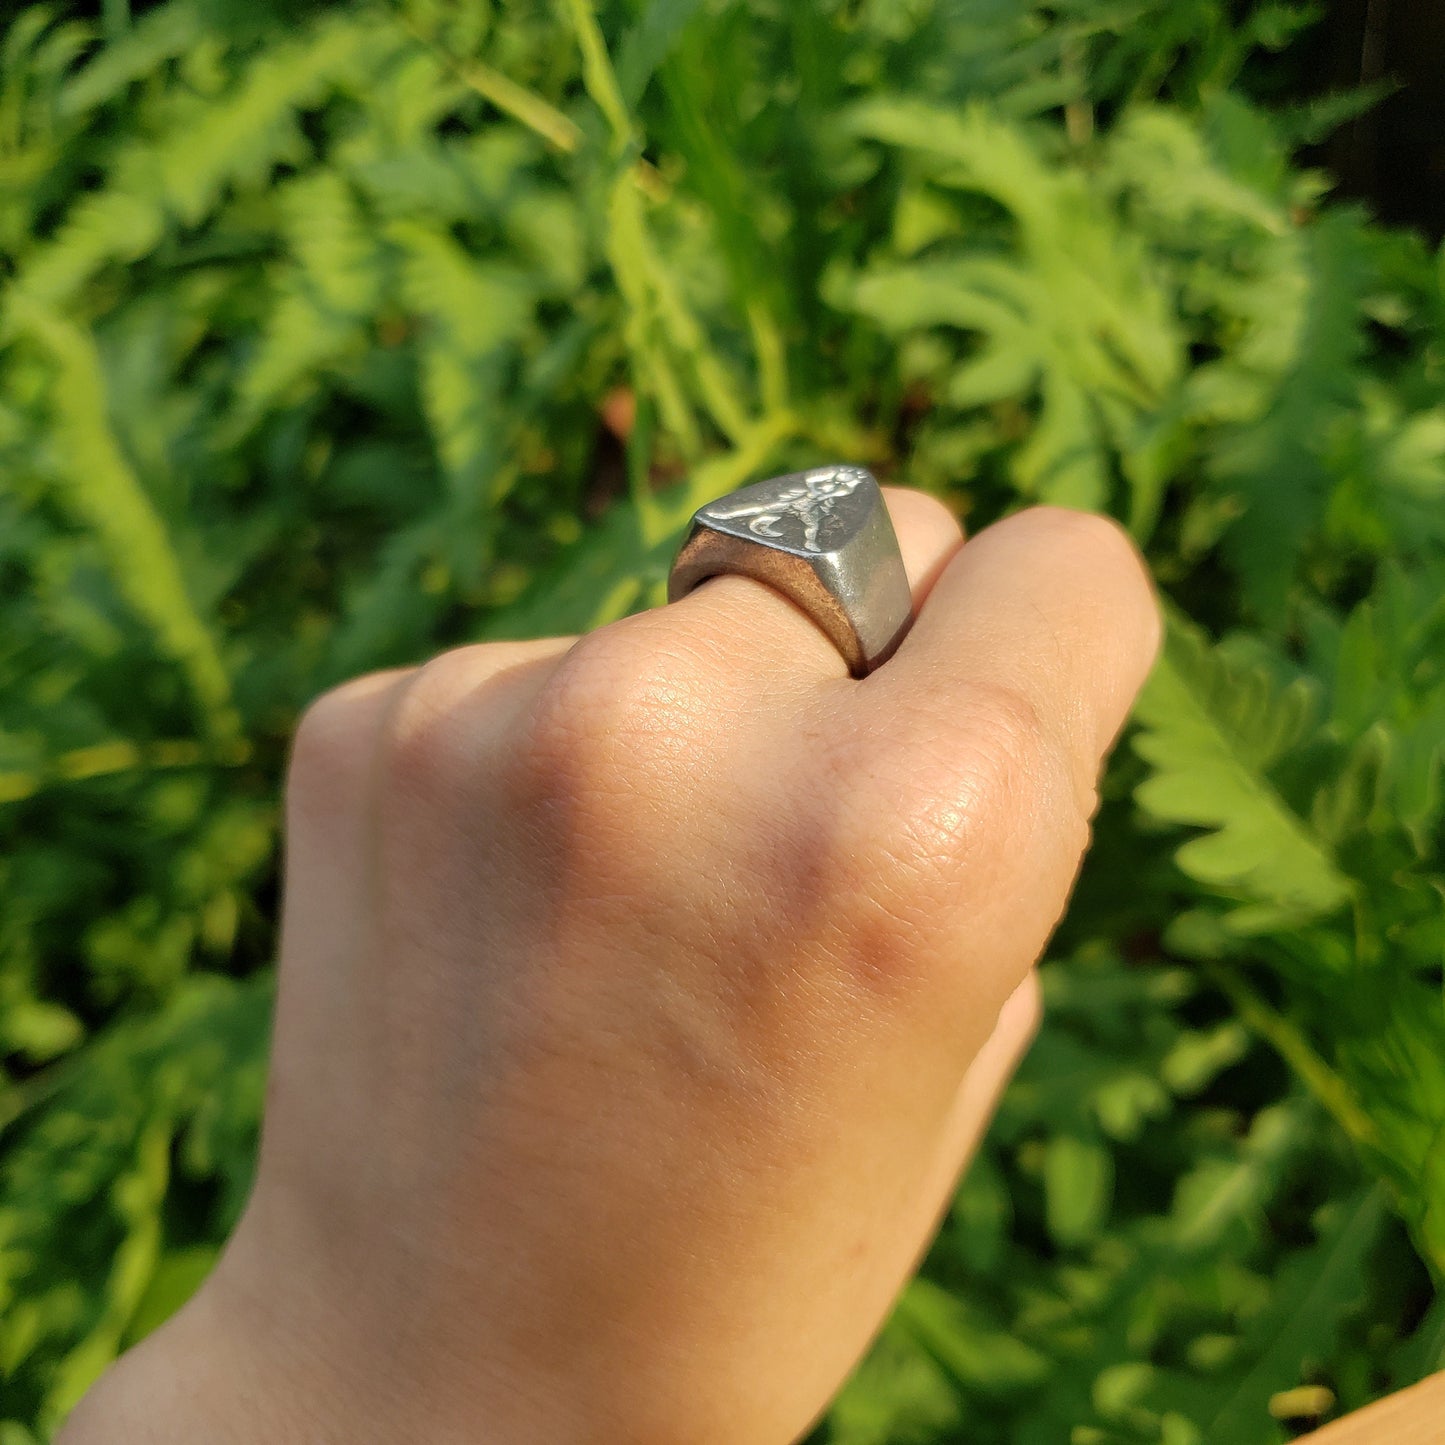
left=933, top=971, right=1040, bottom=1181
left=285, top=638, right=575, bottom=928
left=881, top=486, right=969, bottom=606
left=827, top=508, right=1157, bottom=1048
left=876, top=506, right=1161, bottom=802
left=283, top=666, right=418, bottom=972
left=288, top=639, right=576, bottom=830
left=288, top=667, right=417, bottom=840
left=661, top=486, right=965, bottom=689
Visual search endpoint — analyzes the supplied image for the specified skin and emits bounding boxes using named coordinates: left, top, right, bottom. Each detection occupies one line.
left=61, top=493, right=1164, bottom=1445
left=1299, top=1371, right=1445, bottom=1442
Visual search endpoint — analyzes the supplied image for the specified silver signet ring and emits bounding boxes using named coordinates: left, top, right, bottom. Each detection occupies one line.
left=667, top=464, right=914, bottom=677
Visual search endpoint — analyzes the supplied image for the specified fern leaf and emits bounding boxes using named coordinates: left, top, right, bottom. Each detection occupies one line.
left=1132, top=615, right=1353, bottom=931
left=0, top=974, right=271, bottom=1429
left=1335, top=988, right=1445, bottom=1275
left=14, top=12, right=398, bottom=308
left=1199, top=1187, right=1387, bottom=1442
left=5, top=298, right=238, bottom=741
left=1211, top=212, right=1374, bottom=617
left=57, top=0, right=203, bottom=119
left=229, top=284, right=359, bottom=428
left=838, top=101, right=1184, bottom=510
left=11, top=190, right=165, bottom=309
left=154, top=15, right=392, bottom=228
left=228, top=169, right=383, bottom=426
left=281, top=169, right=384, bottom=317
left=390, top=221, right=538, bottom=549
left=1102, top=105, right=1289, bottom=238
left=390, top=221, right=536, bottom=354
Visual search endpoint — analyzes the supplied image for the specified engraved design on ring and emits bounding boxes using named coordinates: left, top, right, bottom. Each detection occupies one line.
left=700, top=465, right=873, bottom=554
left=667, top=465, right=914, bottom=678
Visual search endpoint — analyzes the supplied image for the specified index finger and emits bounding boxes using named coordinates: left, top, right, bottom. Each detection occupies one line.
left=814, top=506, right=1160, bottom=1039
left=872, top=506, right=1161, bottom=806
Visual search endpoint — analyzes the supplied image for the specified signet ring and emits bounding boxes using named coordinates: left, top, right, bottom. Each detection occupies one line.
left=667, top=465, right=914, bottom=677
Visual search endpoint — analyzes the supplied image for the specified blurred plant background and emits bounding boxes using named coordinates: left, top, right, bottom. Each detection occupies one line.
left=1, top=1, right=1443, bottom=1440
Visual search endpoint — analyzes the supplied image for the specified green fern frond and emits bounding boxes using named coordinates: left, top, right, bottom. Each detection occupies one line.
left=227, top=169, right=383, bottom=425
left=154, top=15, right=391, bottom=227
left=1133, top=614, right=1353, bottom=932
left=57, top=0, right=203, bottom=120
left=0, top=973, right=271, bottom=1430
left=1102, top=105, right=1289, bottom=239
left=230, top=284, right=360, bottom=428
left=10, top=189, right=165, bottom=309
left=1334, top=990, right=1445, bottom=1276
left=281, top=169, right=385, bottom=317
left=1208, top=212, right=1375, bottom=617
left=390, top=221, right=536, bottom=354
left=14, top=11, right=398, bottom=308
left=417, top=337, right=506, bottom=496
left=5, top=297, right=238, bottom=741
left=837, top=101, right=1184, bottom=510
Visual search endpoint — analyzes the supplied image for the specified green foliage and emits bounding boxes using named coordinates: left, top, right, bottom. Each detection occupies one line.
left=1133, top=616, right=1354, bottom=935
left=0, top=974, right=270, bottom=1429
left=1, top=0, right=1442, bottom=1439
left=830, top=952, right=1411, bottom=1444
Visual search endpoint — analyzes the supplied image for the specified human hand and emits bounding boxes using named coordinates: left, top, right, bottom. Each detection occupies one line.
left=61, top=494, right=1160, bottom=1445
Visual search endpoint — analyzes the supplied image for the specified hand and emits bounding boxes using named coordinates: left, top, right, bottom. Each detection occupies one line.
left=61, top=496, right=1160, bottom=1445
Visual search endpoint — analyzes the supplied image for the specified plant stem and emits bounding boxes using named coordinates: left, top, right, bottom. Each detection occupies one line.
left=560, top=0, right=635, bottom=156
left=1208, top=963, right=1379, bottom=1152
left=457, top=61, right=582, bottom=152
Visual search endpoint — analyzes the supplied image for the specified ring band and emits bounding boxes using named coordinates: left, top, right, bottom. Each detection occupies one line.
left=667, top=465, right=913, bottom=677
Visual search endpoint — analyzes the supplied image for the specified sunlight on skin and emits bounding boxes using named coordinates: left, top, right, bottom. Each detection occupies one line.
left=1300, top=1371, right=1445, bottom=1443
left=59, top=494, right=1160, bottom=1445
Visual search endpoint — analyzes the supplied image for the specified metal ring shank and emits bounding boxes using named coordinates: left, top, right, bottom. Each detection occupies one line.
left=667, top=469, right=914, bottom=677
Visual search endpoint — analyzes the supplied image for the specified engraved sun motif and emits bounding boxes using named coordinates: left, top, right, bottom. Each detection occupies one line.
left=704, top=466, right=871, bottom=554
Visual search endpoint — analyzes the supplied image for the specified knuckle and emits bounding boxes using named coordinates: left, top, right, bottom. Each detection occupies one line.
left=955, top=679, right=1054, bottom=802
left=940, top=681, right=1090, bottom=859
left=869, top=684, right=1051, bottom=878
left=518, top=621, right=722, bottom=801
left=374, top=648, right=493, bottom=800
left=289, top=673, right=391, bottom=799
left=810, top=684, right=1083, bottom=1003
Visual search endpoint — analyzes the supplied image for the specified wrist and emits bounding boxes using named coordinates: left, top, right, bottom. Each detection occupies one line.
left=58, top=1211, right=596, bottom=1445
left=58, top=1262, right=348, bottom=1445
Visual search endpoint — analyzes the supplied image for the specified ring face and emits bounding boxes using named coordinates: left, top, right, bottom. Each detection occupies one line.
left=702, top=464, right=875, bottom=555
left=667, top=464, right=914, bottom=677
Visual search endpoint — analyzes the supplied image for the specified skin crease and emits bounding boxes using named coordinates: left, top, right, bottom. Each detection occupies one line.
left=60, top=493, right=1163, bottom=1445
